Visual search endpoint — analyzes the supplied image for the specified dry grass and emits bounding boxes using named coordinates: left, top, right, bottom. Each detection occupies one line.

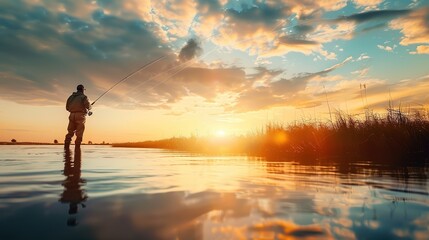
left=113, top=108, right=429, bottom=162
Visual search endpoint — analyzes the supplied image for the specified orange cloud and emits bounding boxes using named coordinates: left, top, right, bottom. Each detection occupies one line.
left=414, top=45, right=429, bottom=54
left=122, top=0, right=152, bottom=22
left=285, top=0, right=348, bottom=16
left=353, top=0, right=383, bottom=10
left=211, top=3, right=288, bottom=56
left=312, top=0, right=349, bottom=12
left=194, top=13, right=223, bottom=39
left=390, top=7, right=429, bottom=46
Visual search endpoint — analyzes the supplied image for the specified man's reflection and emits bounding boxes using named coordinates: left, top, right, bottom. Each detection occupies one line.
left=60, top=147, right=88, bottom=226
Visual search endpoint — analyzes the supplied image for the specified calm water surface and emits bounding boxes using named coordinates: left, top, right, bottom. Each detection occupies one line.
left=0, top=145, right=428, bottom=239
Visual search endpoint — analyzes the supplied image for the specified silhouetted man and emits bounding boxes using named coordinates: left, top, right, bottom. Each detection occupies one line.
left=64, top=84, right=91, bottom=148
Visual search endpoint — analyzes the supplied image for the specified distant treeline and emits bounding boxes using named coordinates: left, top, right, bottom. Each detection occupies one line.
left=113, top=109, right=429, bottom=162
left=0, top=142, right=57, bottom=145
left=0, top=142, right=109, bottom=145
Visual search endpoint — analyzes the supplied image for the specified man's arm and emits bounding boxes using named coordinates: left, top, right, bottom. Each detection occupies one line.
left=83, top=96, right=92, bottom=111
left=66, top=95, right=73, bottom=111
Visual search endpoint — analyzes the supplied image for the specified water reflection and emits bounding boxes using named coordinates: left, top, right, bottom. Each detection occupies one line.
left=84, top=191, right=250, bottom=239
left=260, top=157, right=429, bottom=239
left=0, top=146, right=428, bottom=239
left=59, top=147, right=87, bottom=226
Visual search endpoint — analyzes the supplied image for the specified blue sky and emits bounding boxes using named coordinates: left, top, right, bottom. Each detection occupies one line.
left=1, top=0, right=429, bottom=142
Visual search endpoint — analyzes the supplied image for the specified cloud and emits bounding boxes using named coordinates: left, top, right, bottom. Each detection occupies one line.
left=292, top=7, right=417, bottom=53
left=285, top=0, right=348, bottom=16
left=360, top=22, right=388, bottom=32
left=263, top=34, right=322, bottom=57
left=211, top=2, right=290, bottom=55
left=0, top=71, right=64, bottom=105
left=208, top=3, right=410, bottom=57
left=262, top=8, right=416, bottom=57
left=377, top=44, right=393, bottom=52
left=0, top=1, right=298, bottom=107
left=412, top=45, right=429, bottom=54
left=353, top=0, right=383, bottom=10
left=173, top=67, right=246, bottom=100
left=191, top=0, right=226, bottom=38
left=120, top=64, right=248, bottom=108
left=314, top=0, right=348, bottom=12
left=178, top=38, right=203, bottom=62
left=226, top=87, right=285, bottom=112
left=335, top=9, right=412, bottom=23
left=361, top=75, right=429, bottom=111
left=263, top=20, right=356, bottom=57
left=0, top=0, right=426, bottom=116
left=390, top=7, right=429, bottom=46
left=0, top=1, right=252, bottom=110
left=222, top=56, right=429, bottom=115
left=229, top=57, right=352, bottom=112
left=356, top=53, right=371, bottom=61
left=297, top=73, right=429, bottom=114
left=269, top=56, right=354, bottom=95
left=278, top=36, right=319, bottom=46
left=320, top=48, right=337, bottom=60
left=352, top=67, right=370, bottom=77
left=97, top=0, right=152, bottom=22
left=0, top=0, right=172, bottom=106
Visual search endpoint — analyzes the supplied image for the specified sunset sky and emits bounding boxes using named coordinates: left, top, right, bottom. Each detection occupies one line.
left=1, top=0, right=429, bottom=143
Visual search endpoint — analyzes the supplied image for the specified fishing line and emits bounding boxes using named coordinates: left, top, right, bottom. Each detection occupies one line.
left=126, top=58, right=189, bottom=97
left=125, top=31, right=223, bottom=97
left=91, top=55, right=165, bottom=106
left=144, top=46, right=221, bottom=92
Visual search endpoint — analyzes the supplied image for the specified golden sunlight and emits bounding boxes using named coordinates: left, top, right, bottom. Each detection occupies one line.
left=215, top=129, right=227, bottom=137
left=273, top=131, right=288, bottom=145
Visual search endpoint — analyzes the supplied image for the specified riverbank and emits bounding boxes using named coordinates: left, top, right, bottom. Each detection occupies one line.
left=0, top=142, right=57, bottom=145
left=0, top=142, right=110, bottom=146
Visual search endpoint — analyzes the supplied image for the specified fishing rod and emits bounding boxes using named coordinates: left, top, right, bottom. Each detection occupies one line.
left=91, top=55, right=165, bottom=106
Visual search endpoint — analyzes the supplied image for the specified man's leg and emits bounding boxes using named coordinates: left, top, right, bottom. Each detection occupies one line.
left=64, top=114, right=76, bottom=148
left=75, top=113, right=86, bottom=146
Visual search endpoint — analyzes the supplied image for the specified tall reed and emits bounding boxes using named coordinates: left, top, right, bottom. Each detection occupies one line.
left=113, top=108, right=429, bottom=162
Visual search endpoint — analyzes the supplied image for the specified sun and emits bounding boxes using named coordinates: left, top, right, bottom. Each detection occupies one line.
left=215, top=129, right=226, bottom=137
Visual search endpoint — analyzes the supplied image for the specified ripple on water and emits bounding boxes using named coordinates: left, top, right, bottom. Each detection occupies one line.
left=0, top=145, right=428, bottom=239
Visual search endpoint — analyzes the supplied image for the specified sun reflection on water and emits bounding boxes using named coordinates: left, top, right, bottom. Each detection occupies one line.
left=0, top=145, right=428, bottom=239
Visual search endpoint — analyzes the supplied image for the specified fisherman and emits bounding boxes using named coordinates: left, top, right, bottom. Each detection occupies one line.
left=64, top=84, right=91, bottom=148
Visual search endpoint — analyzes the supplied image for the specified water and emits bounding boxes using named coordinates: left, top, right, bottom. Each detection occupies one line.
left=0, top=145, right=428, bottom=240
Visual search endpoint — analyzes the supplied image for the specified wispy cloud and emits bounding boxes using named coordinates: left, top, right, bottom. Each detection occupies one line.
left=229, top=57, right=353, bottom=112
left=356, top=53, right=371, bottom=61
left=377, top=44, right=394, bottom=52
left=335, top=9, right=412, bottom=23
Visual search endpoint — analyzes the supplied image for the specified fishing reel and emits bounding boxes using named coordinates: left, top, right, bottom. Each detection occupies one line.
left=87, top=111, right=93, bottom=116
